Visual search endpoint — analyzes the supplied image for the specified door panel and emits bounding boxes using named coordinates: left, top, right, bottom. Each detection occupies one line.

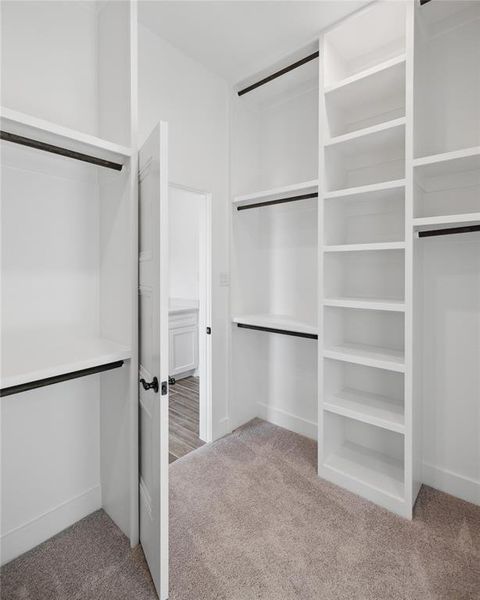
left=169, top=326, right=198, bottom=375
left=138, top=122, right=169, bottom=599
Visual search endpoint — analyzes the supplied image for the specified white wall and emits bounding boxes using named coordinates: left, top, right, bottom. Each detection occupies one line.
left=0, top=1, right=99, bottom=136
left=0, top=1, right=103, bottom=564
left=138, top=25, right=230, bottom=439
left=1, top=378, right=101, bottom=565
left=421, top=236, right=480, bottom=505
left=168, top=188, right=201, bottom=301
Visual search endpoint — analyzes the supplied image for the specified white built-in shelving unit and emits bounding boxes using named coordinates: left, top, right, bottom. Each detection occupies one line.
left=318, top=1, right=412, bottom=518
left=230, top=0, right=479, bottom=519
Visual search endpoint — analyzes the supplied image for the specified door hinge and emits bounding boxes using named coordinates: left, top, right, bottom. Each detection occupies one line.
left=206, top=327, right=211, bottom=335
left=161, top=380, right=168, bottom=395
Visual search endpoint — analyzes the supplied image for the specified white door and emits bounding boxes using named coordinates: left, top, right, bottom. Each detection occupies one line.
left=138, top=122, right=169, bottom=599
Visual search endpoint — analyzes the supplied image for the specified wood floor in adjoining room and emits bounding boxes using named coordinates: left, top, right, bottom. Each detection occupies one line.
left=169, top=376, right=205, bottom=463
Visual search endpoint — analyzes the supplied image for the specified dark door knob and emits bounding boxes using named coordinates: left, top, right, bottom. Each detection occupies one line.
left=139, top=377, right=159, bottom=393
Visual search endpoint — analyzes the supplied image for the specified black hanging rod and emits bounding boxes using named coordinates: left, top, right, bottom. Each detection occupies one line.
left=238, top=51, right=319, bottom=97
left=418, top=224, right=480, bottom=238
left=0, top=131, right=123, bottom=171
left=0, top=360, right=124, bottom=397
left=237, top=192, right=318, bottom=211
left=237, top=322, right=318, bottom=340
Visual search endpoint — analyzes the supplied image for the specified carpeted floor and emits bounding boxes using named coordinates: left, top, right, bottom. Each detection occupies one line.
left=2, top=419, right=480, bottom=599
left=0, top=510, right=156, bottom=600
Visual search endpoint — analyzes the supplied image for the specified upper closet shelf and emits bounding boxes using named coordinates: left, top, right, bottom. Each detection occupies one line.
left=323, top=179, right=406, bottom=200
left=232, top=314, right=318, bottom=339
left=324, top=241, right=405, bottom=253
left=1, top=332, right=131, bottom=394
left=413, top=146, right=480, bottom=176
left=323, top=343, right=405, bottom=373
left=0, top=107, right=132, bottom=170
left=233, top=180, right=318, bottom=210
left=324, top=54, right=406, bottom=96
left=413, top=214, right=480, bottom=232
left=325, top=117, right=406, bottom=148
left=323, top=298, right=406, bottom=313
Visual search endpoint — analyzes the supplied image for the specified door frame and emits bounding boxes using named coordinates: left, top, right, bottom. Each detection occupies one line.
left=168, top=182, right=213, bottom=443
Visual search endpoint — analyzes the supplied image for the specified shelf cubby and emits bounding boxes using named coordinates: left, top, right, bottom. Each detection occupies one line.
left=323, top=359, right=404, bottom=433
left=414, top=2, right=480, bottom=158
left=324, top=184, right=405, bottom=246
left=324, top=249, right=405, bottom=306
left=322, top=412, right=405, bottom=501
left=413, top=147, right=480, bottom=219
left=323, top=307, right=405, bottom=373
left=324, top=122, right=405, bottom=192
left=323, top=1, right=406, bottom=88
left=324, top=55, right=406, bottom=138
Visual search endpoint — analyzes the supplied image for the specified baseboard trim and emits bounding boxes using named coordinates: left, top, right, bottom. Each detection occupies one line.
left=215, top=416, right=231, bottom=439
left=257, top=402, right=317, bottom=440
left=422, top=462, right=480, bottom=506
left=1, top=485, right=102, bottom=566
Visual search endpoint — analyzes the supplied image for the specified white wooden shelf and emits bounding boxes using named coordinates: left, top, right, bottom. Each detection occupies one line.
left=323, top=442, right=405, bottom=500
left=324, top=118, right=405, bottom=163
left=323, top=343, right=405, bottom=372
left=232, top=314, right=317, bottom=337
left=323, top=297, right=405, bottom=312
left=323, top=241, right=405, bottom=253
left=0, top=107, right=132, bottom=166
left=413, top=213, right=480, bottom=232
left=1, top=332, right=131, bottom=389
left=233, top=179, right=318, bottom=209
left=324, top=54, right=406, bottom=96
left=325, top=117, right=406, bottom=149
left=324, top=388, right=405, bottom=433
left=413, top=146, right=480, bottom=177
left=323, top=179, right=406, bottom=200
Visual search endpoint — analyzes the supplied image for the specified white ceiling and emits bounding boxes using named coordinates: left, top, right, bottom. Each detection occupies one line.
left=138, top=1, right=369, bottom=84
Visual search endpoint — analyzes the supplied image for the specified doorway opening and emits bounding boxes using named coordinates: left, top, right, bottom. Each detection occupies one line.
left=167, top=183, right=212, bottom=463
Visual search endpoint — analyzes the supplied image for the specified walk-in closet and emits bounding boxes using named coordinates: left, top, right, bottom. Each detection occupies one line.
left=1, top=1, right=479, bottom=599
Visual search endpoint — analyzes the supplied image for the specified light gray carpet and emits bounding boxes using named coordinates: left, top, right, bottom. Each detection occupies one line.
left=169, top=419, right=480, bottom=600
left=0, top=510, right=156, bottom=600
left=2, top=419, right=480, bottom=599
